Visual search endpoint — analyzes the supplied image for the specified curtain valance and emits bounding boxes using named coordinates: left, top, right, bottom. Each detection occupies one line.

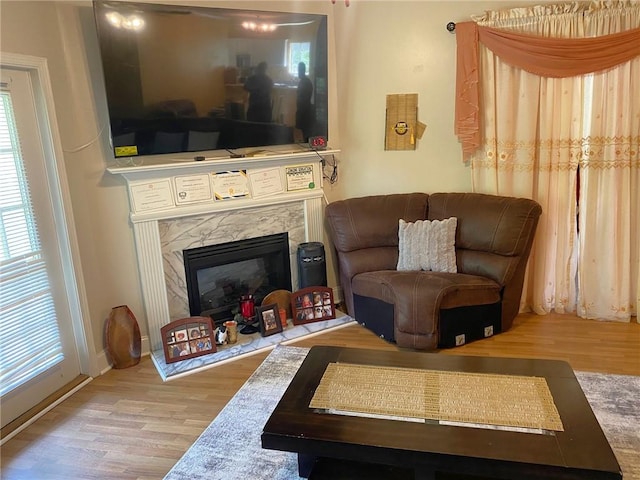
left=455, top=21, right=640, bottom=156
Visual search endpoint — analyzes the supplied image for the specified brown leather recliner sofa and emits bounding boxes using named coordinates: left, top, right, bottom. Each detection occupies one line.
left=325, top=192, right=542, bottom=350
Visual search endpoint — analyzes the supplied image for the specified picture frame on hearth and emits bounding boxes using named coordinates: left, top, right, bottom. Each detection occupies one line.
left=256, top=303, right=283, bottom=337
left=161, top=316, right=216, bottom=364
left=291, top=286, right=335, bottom=325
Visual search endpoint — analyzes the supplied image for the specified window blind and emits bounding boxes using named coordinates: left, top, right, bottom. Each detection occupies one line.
left=0, top=88, right=64, bottom=396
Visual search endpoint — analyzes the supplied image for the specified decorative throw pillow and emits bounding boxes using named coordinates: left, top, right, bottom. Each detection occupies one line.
left=397, top=217, right=458, bottom=273
left=397, top=219, right=429, bottom=271
left=425, top=217, right=458, bottom=273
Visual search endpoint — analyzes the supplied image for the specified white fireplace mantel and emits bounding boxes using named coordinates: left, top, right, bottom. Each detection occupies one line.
left=108, top=149, right=338, bottom=351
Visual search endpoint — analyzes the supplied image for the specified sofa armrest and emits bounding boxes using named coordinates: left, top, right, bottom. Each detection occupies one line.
left=337, top=247, right=398, bottom=315
left=338, top=247, right=398, bottom=280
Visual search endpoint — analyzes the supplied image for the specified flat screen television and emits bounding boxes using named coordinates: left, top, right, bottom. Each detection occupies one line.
left=93, top=1, right=328, bottom=158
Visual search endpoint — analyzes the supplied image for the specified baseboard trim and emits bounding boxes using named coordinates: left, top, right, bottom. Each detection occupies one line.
left=0, top=375, right=93, bottom=446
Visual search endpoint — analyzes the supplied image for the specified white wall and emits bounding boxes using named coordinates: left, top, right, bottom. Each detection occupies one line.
left=331, top=1, right=471, bottom=199
left=0, top=0, right=544, bottom=367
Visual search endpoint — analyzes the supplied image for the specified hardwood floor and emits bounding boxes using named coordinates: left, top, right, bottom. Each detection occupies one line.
left=1, top=313, right=638, bottom=480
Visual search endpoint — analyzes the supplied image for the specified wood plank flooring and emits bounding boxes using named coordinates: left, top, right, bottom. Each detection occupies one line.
left=1, top=313, right=638, bottom=480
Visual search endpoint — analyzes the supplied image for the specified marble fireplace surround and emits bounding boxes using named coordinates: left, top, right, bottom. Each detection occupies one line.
left=108, top=149, right=338, bottom=352
left=161, top=204, right=303, bottom=324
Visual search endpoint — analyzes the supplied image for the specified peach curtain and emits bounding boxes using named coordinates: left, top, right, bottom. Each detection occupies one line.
left=455, top=18, right=640, bottom=156
left=462, top=1, right=639, bottom=321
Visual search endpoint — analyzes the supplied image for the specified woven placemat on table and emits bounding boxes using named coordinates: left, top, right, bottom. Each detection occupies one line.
left=309, top=363, right=564, bottom=431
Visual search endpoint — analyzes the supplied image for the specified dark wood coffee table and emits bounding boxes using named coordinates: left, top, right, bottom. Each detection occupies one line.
left=261, top=346, right=621, bottom=480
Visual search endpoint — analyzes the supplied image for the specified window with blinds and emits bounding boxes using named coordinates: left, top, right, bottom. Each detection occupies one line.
left=0, top=88, right=64, bottom=396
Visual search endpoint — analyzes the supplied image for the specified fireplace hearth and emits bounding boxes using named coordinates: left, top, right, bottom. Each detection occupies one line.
left=184, top=233, right=291, bottom=326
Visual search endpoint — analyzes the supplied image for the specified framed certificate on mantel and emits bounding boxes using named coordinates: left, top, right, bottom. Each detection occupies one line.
left=212, top=170, right=250, bottom=200
left=130, top=179, right=175, bottom=212
left=173, top=174, right=213, bottom=204
left=247, top=167, right=284, bottom=198
left=285, top=164, right=315, bottom=191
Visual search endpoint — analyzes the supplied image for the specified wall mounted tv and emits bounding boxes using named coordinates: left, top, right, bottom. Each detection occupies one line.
left=93, top=1, right=328, bottom=158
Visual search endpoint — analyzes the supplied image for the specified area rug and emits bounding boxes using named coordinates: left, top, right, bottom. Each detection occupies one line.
left=164, top=346, right=640, bottom=480
left=151, top=314, right=354, bottom=381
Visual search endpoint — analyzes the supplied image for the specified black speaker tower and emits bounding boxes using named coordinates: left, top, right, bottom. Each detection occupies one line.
left=297, top=242, right=327, bottom=288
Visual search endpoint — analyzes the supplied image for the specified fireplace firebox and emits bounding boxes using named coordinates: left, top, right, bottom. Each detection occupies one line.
left=183, top=233, right=292, bottom=326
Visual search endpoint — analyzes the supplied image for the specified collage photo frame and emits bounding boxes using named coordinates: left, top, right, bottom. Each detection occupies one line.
left=291, top=286, right=335, bottom=325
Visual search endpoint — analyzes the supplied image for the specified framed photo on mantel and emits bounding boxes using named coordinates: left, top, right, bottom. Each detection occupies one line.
left=256, top=303, right=283, bottom=337
left=291, top=286, right=335, bottom=325
left=161, top=316, right=216, bottom=364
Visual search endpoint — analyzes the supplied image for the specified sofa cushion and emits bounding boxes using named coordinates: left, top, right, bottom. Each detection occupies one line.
left=352, top=270, right=501, bottom=350
left=397, top=218, right=457, bottom=273
left=352, top=270, right=501, bottom=310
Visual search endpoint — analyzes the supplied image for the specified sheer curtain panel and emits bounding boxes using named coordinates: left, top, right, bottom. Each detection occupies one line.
left=455, top=1, right=640, bottom=321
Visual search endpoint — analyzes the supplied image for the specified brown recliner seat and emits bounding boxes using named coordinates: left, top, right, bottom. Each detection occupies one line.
left=325, top=192, right=542, bottom=350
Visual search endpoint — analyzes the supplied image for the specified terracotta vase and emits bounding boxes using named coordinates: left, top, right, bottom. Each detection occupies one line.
left=106, top=305, right=142, bottom=369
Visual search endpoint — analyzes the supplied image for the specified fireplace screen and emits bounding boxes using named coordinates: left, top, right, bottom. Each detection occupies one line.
left=183, top=233, right=291, bottom=326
